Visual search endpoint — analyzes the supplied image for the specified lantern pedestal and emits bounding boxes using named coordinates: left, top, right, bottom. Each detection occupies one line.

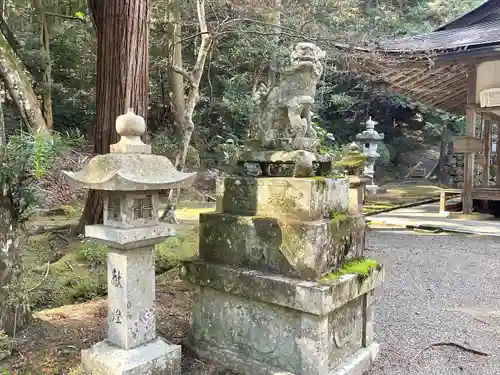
left=82, top=338, right=180, bottom=375
left=81, top=228, right=180, bottom=375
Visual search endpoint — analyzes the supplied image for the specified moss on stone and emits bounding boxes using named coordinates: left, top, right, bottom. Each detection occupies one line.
left=328, top=211, right=354, bottom=248
left=318, top=258, right=377, bottom=283
left=334, top=153, right=366, bottom=169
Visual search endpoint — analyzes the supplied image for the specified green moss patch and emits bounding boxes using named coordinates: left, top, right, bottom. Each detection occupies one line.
left=319, top=258, right=377, bottom=283
left=334, top=153, right=366, bottom=168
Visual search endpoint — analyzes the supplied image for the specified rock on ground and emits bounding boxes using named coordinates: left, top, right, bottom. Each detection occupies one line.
left=365, top=228, right=500, bottom=375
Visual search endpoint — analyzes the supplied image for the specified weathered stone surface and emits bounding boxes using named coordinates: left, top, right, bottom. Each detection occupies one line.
left=82, top=338, right=181, bottom=375
left=103, top=191, right=160, bottom=229
left=107, top=246, right=156, bottom=350
left=85, top=224, right=174, bottom=250
left=216, top=177, right=348, bottom=221
left=182, top=261, right=385, bottom=316
left=184, top=261, right=383, bottom=375
left=62, top=153, right=197, bottom=191
left=247, top=42, right=326, bottom=150
left=329, top=344, right=380, bottom=375
left=199, top=213, right=364, bottom=279
left=67, top=110, right=195, bottom=375
left=237, top=150, right=333, bottom=178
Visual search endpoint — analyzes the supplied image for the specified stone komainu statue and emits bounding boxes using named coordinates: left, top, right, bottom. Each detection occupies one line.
left=248, top=42, right=326, bottom=149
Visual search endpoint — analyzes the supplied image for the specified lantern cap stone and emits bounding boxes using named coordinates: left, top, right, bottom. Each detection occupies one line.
left=355, top=116, right=384, bottom=142
left=63, top=153, right=197, bottom=191
left=63, top=110, right=197, bottom=191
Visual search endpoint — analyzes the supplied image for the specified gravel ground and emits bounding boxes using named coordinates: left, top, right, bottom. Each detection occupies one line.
left=365, top=228, right=500, bottom=375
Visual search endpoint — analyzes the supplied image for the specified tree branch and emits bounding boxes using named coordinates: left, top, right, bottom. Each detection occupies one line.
left=172, top=65, right=193, bottom=86
left=45, top=12, right=86, bottom=22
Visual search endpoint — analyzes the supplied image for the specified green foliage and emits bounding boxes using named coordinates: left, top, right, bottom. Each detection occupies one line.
left=155, top=226, right=199, bottom=273
left=151, top=134, right=200, bottom=168
left=66, top=275, right=107, bottom=302
left=0, top=132, right=63, bottom=223
left=78, top=240, right=107, bottom=270
left=213, top=142, right=241, bottom=163
left=0, top=331, right=12, bottom=361
left=377, top=143, right=391, bottom=166
left=1, top=0, right=481, bottom=176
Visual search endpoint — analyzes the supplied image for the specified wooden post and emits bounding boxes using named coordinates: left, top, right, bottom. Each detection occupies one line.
left=463, top=65, right=477, bottom=214
left=439, top=123, right=448, bottom=184
left=497, top=124, right=500, bottom=187
left=481, top=118, right=492, bottom=210
left=483, top=117, right=492, bottom=187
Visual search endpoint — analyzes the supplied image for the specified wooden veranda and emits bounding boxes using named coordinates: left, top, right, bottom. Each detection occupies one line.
left=340, top=0, right=500, bottom=213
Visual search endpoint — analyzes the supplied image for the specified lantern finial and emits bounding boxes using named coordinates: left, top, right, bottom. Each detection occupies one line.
left=110, top=109, right=150, bottom=154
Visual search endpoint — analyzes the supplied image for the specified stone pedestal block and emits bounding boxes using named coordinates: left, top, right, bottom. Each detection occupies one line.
left=199, top=213, right=365, bottom=279
left=216, top=177, right=348, bottom=221
left=107, top=246, right=156, bottom=349
left=82, top=338, right=181, bottom=375
left=183, top=261, right=384, bottom=375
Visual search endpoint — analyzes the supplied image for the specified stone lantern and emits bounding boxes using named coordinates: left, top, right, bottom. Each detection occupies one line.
left=63, top=109, right=197, bottom=375
left=356, top=117, right=384, bottom=193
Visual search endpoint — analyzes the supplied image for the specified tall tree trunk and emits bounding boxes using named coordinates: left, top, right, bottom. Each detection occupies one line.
left=175, top=0, right=211, bottom=174
left=0, top=89, right=4, bottom=146
left=267, top=0, right=281, bottom=87
left=163, top=0, right=184, bottom=205
left=33, top=0, right=53, bottom=130
left=160, top=0, right=212, bottom=219
left=0, top=208, right=30, bottom=334
left=76, top=0, right=150, bottom=233
left=168, top=0, right=184, bottom=144
left=0, top=28, right=48, bottom=134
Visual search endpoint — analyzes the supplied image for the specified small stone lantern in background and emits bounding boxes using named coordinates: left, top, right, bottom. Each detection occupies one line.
left=356, top=117, right=384, bottom=194
left=63, top=109, right=197, bottom=375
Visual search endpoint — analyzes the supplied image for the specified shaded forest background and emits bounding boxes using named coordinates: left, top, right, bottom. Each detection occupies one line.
left=0, top=0, right=483, bottom=195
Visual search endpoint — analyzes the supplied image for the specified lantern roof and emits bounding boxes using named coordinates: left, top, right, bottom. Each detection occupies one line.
left=63, top=109, right=197, bottom=191
left=356, top=117, right=385, bottom=142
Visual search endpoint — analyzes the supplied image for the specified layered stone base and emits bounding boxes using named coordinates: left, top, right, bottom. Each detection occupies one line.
left=183, top=261, right=384, bottom=375
left=199, top=213, right=366, bottom=279
left=81, top=338, right=181, bottom=375
left=187, top=341, right=379, bottom=375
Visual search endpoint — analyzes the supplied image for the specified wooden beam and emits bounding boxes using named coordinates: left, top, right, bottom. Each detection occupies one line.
left=483, top=118, right=492, bottom=188
left=463, top=64, right=477, bottom=214
left=424, top=84, right=466, bottom=106
left=400, top=69, right=447, bottom=90
left=497, top=123, right=500, bottom=187
left=416, top=70, right=466, bottom=99
left=453, top=136, right=483, bottom=153
left=446, top=100, right=468, bottom=114
left=487, top=112, right=500, bottom=123
left=430, top=87, right=467, bottom=108
left=471, top=105, right=500, bottom=113
left=417, top=79, right=463, bottom=102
